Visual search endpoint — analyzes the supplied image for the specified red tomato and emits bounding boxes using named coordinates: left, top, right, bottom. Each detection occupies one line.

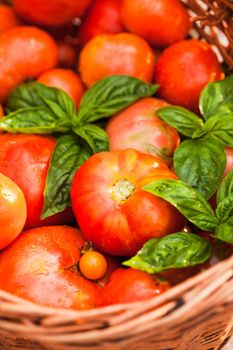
left=71, top=149, right=186, bottom=256
left=37, top=68, right=85, bottom=108
left=224, top=147, right=233, bottom=176
left=57, top=41, right=78, bottom=69
left=0, top=104, right=3, bottom=118
left=78, top=0, right=124, bottom=45
left=0, top=226, right=100, bottom=309
left=155, top=40, right=224, bottom=112
left=0, top=26, right=58, bottom=102
left=121, top=0, right=191, bottom=47
left=99, top=268, right=170, bottom=306
left=12, top=0, right=92, bottom=27
left=79, top=33, right=155, bottom=87
left=106, top=98, right=180, bottom=165
left=160, top=267, right=199, bottom=286
left=0, top=4, right=22, bottom=34
left=0, top=134, right=74, bottom=229
left=0, top=173, right=27, bottom=250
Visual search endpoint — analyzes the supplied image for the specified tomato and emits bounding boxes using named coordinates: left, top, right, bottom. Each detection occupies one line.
left=0, top=226, right=100, bottom=309
left=106, top=98, right=180, bottom=165
left=0, top=26, right=58, bottom=102
left=155, top=40, right=224, bottom=112
left=0, top=173, right=26, bottom=250
left=98, top=254, right=121, bottom=287
left=0, top=104, right=3, bottom=118
left=0, top=4, right=22, bottom=34
left=160, top=267, right=198, bottom=286
left=224, top=147, right=233, bottom=176
left=0, top=134, right=74, bottom=229
left=37, top=68, right=85, bottom=108
left=121, top=0, right=191, bottom=47
left=79, top=250, right=108, bottom=280
left=71, top=149, right=186, bottom=256
left=57, top=41, right=77, bottom=69
left=79, top=33, right=155, bottom=87
left=99, top=268, right=171, bottom=306
left=12, top=0, right=92, bottom=27
left=78, top=0, right=124, bottom=45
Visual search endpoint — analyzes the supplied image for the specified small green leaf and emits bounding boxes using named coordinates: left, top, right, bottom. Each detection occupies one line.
left=7, top=82, right=76, bottom=118
left=199, top=75, right=233, bottom=120
left=174, top=138, right=226, bottom=199
left=192, top=115, right=233, bottom=146
left=216, top=193, right=233, bottom=223
left=217, top=169, right=233, bottom=204
left=74, top=124, right=109, bottom=153
left=124, top=232, right=212, bottom=273
left=41, top=134, right=92, bottom=219
left=144, top=179, right=219, bottom=231
left=156, top=106, right=203, bottom=137
left=75, top=75, right=158, bottom=125
left=214, top=223, right=233, bottom=244
left=0, top=107, right=71, bottom=133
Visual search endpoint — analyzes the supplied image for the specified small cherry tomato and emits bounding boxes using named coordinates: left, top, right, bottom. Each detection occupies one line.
left=0, top=173, right=27, bottom=250
left=79, top=250, right=108, bottom=280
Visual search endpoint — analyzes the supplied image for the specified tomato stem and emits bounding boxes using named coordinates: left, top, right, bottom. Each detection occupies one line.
left=110, top=179, right=135, bottom=203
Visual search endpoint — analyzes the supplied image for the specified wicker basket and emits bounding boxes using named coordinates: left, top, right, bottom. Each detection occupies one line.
left=0, top=1, right=233, bottom=349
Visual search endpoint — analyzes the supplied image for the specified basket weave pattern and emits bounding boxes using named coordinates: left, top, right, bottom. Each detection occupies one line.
left=0, top=256, right=233, bottom=350
left=0, top=1, right=233, bottom=349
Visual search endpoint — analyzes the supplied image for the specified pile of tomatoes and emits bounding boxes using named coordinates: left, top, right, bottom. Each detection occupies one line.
left=0, top=0, right=232, bottom=311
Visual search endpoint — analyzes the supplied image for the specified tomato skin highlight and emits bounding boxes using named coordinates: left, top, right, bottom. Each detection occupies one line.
left=121, top=0, right=191, bottom=47
left=0, top=134, right=74, bottom=229
left=71, top=149, right=186, bottom=256
left=0, top=26, right=58, bottom=102
left=99, top=268, right=171, bottom=306
left=155, top=40, right=224, bottom=112
left=0, top=226, right=100, bottom=309
left=0, top=173, right=27, bottom=250
left=106, top=97, right=180, bottom=165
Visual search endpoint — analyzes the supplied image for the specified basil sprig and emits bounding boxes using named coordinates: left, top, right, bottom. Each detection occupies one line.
left=156, top=75, right=233, bottom=199
left=144, top=174, right=233, bottom=244
left=124, top=232, right=212, bottom=273
left=1, top=76, right=157, bottom=219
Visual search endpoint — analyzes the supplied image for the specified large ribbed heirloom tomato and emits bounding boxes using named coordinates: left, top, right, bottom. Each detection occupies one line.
left=71, top=149, right=186, bottom=256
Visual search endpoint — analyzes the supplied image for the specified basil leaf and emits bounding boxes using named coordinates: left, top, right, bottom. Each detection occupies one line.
left=216, top=193, right=233, bottom=223
left=144, top=179, right=218, bottom=231
left=74, top=124, right=109, bottom=153
left=156, top=106, right=203, bottom=137
left=75, top=75, right=158, bottom=125
left=0, top=107, right=71, bottom=133
left=174, top=138, right=226, bottom=199
left=7, top=82, right=76, bottom=118
left=124, top=232, right=212, bottom=273
left=192, top=115, right=233, bottom=146
left=217, top=169, right=233, bottom=204
left=41, top=134, right=92, bottom=219
left=214, top=223, right=233, bottom=244
left=199, top=75, right=233, bottom=120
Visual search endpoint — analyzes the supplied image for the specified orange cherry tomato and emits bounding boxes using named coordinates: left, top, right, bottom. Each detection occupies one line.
left=0, top=26, right=58, bottom=102
left=38, top=68, right=85, bottom=108
left=0, top=4, right=22, bottom=34
left=121, top=0, right=191, bottom=47
left=79, top=250, right=108, bottom=280
left=79, top=33, right=155, bottom=87
left=0, top=173, right=27, bottom=250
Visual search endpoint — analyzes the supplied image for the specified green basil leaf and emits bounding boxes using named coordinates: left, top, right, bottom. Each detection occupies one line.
left=192, top=115, right=233, bottom=146
left=7, top=82, right=75, bottom=118
left=156, top=106, right=203, bottom=137
left=124, top=232, right=212, bottom=273
left=216, top=193, right=233, bottom=223
left=144, top=179, right=219, bottom=231
left=0, top=107, right=71, bottom=133
left=41, top=134, right=92, bottom=219
left=214, top=223, right=233, bottom=244
left=74, top=124, right=109, bottom=153
left=174, top=138, right=226, bottom=199
left=199, top=75, right=233, bottom=120
left=75, top=75, right=158, bottom=125
left=217, top=169, right=233, bottom=204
